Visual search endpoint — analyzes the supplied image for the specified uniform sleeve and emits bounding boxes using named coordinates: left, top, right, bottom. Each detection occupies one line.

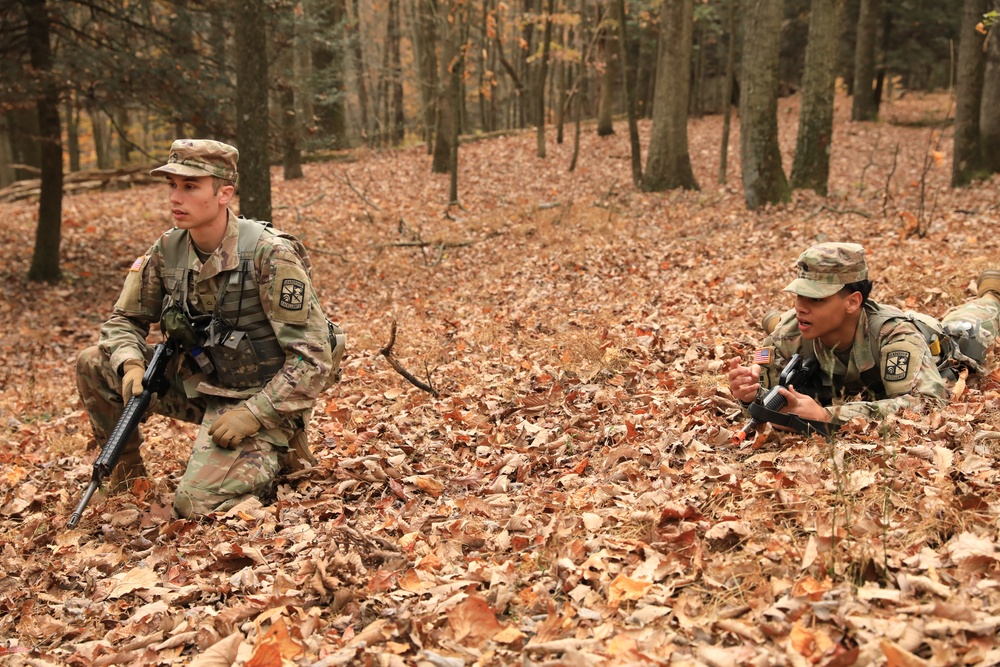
left=827, top=322, right=947, bottom=426
left=243, top=241, right=334, bottom=429
left=99, top=245, right=166, bottom=373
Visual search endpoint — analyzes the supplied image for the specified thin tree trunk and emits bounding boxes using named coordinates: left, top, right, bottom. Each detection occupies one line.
left=597, top=6, right=617, bottom=137
left=556, top=20, right=567, bottom=144
left=642, top=0, right=698, bottom=191
left=791, top=0, right=845, bottom=195
left=433, top=1, right=459, bottom=173
left=718, top=0, right=737, bottom=184
left=980, top=1, right=1000, bottom=174
left=25, top=0, right=63, bottom=282
left=349, top=0, right=371, bottom=144
left=66, top=93, right=81, bottom=173
left=117, top=107, right=131, bottom=165
left=952, top=0, right=989, bottom=186
left=616, top=0, right=642, bottom=184
left=851, top=0, right=878, bottom=121
left=390, top=0, right=406, bottom=144
left=90, top=109, right=111, bottom=170
left=312, top=0, right=348, bottom=149
left=447, top=2, right=467, bottom=203
left=235, top=0, right=272, bottom=220
left=536, top=0, right=554, bottom=157
left=739, top=0, right=789, bottom=209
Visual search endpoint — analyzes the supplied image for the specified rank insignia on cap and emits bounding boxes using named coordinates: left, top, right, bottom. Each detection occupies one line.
left=753, top=348, right=773, bottom=365
left=130, top=256, right=146, bottom=271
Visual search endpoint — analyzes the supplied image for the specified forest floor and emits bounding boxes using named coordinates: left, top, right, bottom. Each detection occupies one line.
left=2, top=92, right=1000, bottom=666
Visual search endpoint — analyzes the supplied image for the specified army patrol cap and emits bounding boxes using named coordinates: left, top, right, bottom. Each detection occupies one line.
left=150, top=139, right=239, bottom=182
left=783, top=242, right=868, bottom=299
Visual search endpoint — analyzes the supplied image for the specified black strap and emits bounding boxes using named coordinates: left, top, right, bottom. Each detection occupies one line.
left=747, top=402, right=838, bottom=438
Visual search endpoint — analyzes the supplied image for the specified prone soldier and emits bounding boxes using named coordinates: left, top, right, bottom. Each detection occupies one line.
left=76, top=139, right=336, bottom=519
left=728, top=242, right=1000, bottom=431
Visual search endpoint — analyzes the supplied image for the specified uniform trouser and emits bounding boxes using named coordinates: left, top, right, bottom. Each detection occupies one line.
left=938, top=295, right=1000, bottom=373
left=76, top=345, right=286, bottom=518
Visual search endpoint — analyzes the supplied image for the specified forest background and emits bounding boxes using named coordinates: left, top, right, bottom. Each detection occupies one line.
left=2, top=0, right=1000, bottom=665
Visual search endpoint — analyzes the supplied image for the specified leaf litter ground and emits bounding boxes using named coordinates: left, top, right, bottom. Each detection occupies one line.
left=1, top=93, right=1000, bottom=666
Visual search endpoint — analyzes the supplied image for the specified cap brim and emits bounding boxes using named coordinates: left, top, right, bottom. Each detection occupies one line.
left=150, top=164, right=213, bottom=178
left=783, top=278, right=845, bottom=298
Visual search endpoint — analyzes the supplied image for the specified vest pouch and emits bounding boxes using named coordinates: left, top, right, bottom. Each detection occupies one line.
left=327, top=320, right=347, bottom=384
left=162, top=305, right=202, bottom=348
left=206, top=329, right=263, bottom=389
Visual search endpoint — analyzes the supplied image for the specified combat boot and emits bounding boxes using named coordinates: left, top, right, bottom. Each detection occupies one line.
left=761, top=309, right=784, bottom=335
left=977, top=269, right=1000, bottom=299
left=108, top=450, right=147, bottom=493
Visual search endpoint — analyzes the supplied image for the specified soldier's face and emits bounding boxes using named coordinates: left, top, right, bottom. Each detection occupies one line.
left=165, top=175, right=233, bottom=231
left=793, top=290, right=861, bottom=347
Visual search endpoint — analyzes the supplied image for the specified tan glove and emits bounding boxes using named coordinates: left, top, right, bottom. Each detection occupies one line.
left=209, top=406, right=261, bottom=448
left=121, top=360, right=146, bottom=403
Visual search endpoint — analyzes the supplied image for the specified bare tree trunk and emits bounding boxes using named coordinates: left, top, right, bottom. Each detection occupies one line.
left=25, top=0, right=63, bottom=282
left=597, top=5, right=617, bottom=137
left=6, top=108, right=41, bottom=181
left=718, top=0, right=737, bottom=184
left=643, top=0, right=697, bottom=191
left=0, top=115, right=14, bottom=188
left=117, top=107, right=131, bottom=165
left=65, top=93, right=81, bottom=173
left=433, top=0, right=460, bottom=174
left=739, top=0, right=789, bottom=209
left=556, top=19, right=567, bottom=144
left=280, top=81, right=304, bottom=180
left=615, top=0, right=642, bottom=184
left=981, top=1, right=1000, bottom=174
left=536, top=0, right=554, bottom=157
left=236, top=0, right=272, bottom=220
left=311, top=0, right=348, bottom=149
left=389, top=0, right=406, bottom=144
left=952, top=0, right=989, bottom=186
left=414, top=0, right=439, bottom=149
left=349, top=0, right=371, bottom=144
left=851, top=0, right=878, bottom=121
left=791, top=0, right=845, bottom=195
left=447, top=2, right=467, bottom=203
left=89, top=108, right=111, bottom=170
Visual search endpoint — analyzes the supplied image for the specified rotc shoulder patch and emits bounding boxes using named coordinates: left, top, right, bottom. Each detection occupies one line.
left=271, top=263, right=310, bottom=325
left=881, top=340, right=924, bottom=395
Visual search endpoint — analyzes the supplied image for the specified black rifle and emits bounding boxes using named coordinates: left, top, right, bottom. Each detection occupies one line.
left=68, top=340, right=176, bottom=528
left=732, top=353, right=834, bottom=444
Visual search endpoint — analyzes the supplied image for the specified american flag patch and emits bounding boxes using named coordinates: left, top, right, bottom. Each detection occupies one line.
left=130, top=256, right=146, bottom=271
left=753, top=348, right=772, bottom=365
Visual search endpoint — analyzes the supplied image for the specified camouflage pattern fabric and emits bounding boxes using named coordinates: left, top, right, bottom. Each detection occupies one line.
left=79, top=211, right=333, bottom=517
left=77, top=344, right=293, bottom=517
left=760, top=301, right=948, bottom=426
left=939, top=295, right=1000, bottom=374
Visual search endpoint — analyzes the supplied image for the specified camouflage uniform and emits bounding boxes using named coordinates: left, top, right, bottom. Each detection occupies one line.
left=77, top=140, right=333, bottom=518
left=751, top=243, right=1000, bottom=427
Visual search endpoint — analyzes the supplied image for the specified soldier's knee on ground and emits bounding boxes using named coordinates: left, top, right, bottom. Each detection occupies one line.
left=174, top=437, right=280, bottom=518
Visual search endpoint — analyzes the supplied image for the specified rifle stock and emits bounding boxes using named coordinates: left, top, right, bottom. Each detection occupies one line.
left=68, top=341, right=175, bottom=528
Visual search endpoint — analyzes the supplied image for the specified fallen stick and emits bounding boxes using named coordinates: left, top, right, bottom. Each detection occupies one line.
left=380, top=320, right=439, bottom=397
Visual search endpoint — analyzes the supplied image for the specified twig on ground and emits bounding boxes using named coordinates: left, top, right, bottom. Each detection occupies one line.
left=335, top=172, right=382, bottom=211
left=380, top=320, right=439, bottom=397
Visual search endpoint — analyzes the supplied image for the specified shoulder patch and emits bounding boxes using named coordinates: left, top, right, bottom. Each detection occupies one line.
left=271, top=262, right=310, bottom=325
left=881, top=339, right=924, bottom=395
left=130, top=255, right=148, bottom=272
left=753, top=347, right=774, bottom=366
left=115, top=256, right=150, bottom=314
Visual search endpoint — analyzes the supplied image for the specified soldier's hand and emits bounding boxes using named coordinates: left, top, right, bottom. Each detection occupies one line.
left=727, top=357, right=761, bottom=403
left=209, top=406, right=261, bottom=448
left=121, top=361, right=146, bottom=402
left=777, top=385, right=831, bottom=422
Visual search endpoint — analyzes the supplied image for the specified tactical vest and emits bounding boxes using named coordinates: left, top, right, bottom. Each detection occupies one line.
left=161, top=218, right=291, bottom=389
left=799, top=302, right=953, bottom=403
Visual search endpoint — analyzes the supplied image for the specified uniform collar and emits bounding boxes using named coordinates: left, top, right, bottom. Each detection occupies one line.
left=188, top=211, right=240, bottom=281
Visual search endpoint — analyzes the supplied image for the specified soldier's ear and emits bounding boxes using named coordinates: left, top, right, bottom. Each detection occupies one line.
left=218, top=184, right=236, bottom=206
left=844, top=290, right=863, bottom=314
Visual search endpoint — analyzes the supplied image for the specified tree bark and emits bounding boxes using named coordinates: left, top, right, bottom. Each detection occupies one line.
left=739, top=0, right=789, bottom=209
left=311, top=0, right=348, bottom=149
left=718, top=0, right=737, bottom=184
left=615, top=0, right=642, bottom=184
left=953, top=0, right=989, bottom=186
left=433, top=0, right=461, bottom=174
left=389, top=0, right=406, bottom=144
left=536, top=0, right=554, bottom=157
left=851, top=0, right=878, bottom=121
left=235, top=0, right=272, bottom=220
left=981, top=1, right=1000, bottom=174
left=25, top=0, right=64, bottom=282
left=643, top=0, right=698, bottom=191
left=597, top=5, right=617, bottom=137
left=414, top=0, right=439, bottom=149
left=791, top=0, right=845, bottom=195
left=349, top=0, right=371, bottom=144
left=65, top=94, right=81, bottom=173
